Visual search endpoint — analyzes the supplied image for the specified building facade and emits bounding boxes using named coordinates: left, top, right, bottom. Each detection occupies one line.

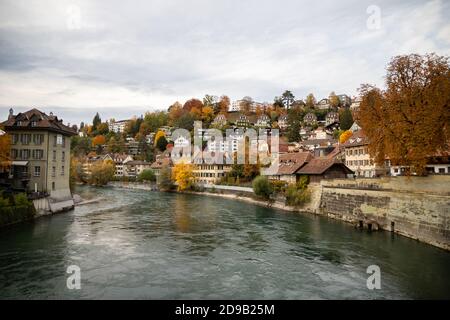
left=2, top=108, right=76, bottom=200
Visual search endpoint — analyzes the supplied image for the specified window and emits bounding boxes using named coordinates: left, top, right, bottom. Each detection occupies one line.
left=11, top=149, right=18, bottom=159
left=438, top=168, right=445, bottom=174
left=52, top=182, right=55, bottom=191
left=62, top=136, right=66, bottom=147
left=34, top=166, right=41, bottom=177
left=12, top=134, right=19, bottom=144
left=56, top=134, right=63, bottom=145
left=53, top=150, right=56, bottom=161
left=33, top=134, right=43, bottom=144
left=62, top=151, right=65, bottom=162
left=61, top=166, right=65, bottom=175
left=21, top=134, right=31, bottom=145
left=21, top=149, right=30, bottom=159
left=33, top=149, right=43, bottom=159
left=31, top=121, right=37, bottom=127
left=52, top=166, right=56, bottom=177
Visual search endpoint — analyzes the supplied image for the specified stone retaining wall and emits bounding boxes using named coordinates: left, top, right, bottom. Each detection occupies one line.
left=319, top=176, right=450, bottom=251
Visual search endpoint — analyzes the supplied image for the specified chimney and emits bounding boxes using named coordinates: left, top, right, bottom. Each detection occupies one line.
left=8, top=108, right=13, bottom=119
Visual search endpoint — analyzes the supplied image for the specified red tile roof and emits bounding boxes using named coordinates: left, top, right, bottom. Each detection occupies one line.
left=274, top=152, right=312, bottom=175
left=342, top=130, right=369, bottom=148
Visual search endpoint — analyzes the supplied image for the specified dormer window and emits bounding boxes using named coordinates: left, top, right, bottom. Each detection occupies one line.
left=17, top=121, right=22, bottom=126
left=31, top=121, right=37, bottom=127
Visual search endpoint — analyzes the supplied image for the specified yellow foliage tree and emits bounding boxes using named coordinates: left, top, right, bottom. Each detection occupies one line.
left=339, top=130, right=353, bottom=144
left=89, top=160, right=115, bottom=186
left=172, top=162, right=195, bottom=191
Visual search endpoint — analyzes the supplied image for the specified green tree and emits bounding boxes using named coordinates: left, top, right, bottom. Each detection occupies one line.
left=287, top=107, right=303, bottom=142
left=281, top=90, right=295, bottom=109
left=156, top=135, right=168, bottom=152
left=173, top=113, right=195, bottom=131
left=137, top=169, right=156, bottom=182
left=252, top=176, right=273, bottom=200
left=92, top=112, right=101, bottom=131
left=339, top=108, right=353, bottom=131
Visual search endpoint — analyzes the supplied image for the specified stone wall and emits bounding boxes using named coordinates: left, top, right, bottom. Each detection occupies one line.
left=318, top=176, right=450, bottom=251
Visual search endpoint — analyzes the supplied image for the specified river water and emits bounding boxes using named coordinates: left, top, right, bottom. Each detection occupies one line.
left=0, top=186, right=449, bottom=299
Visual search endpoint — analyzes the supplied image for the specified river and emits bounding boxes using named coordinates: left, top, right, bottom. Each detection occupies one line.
left=0, top=186, right=449, bottom=299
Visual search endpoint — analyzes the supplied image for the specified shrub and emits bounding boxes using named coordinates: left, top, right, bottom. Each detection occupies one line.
left=137, top=169, right=156, bottom=182
left=270, top=180, right=288, bottom=194
left=14, top=193, right=30, bottom=206
left=285, top=184, right=311, bottom=207
left=158, top=166, right=174, bottom=191
left=252, top=176, right=273, bottom=200
left=0, top=197, right=10, bottom=207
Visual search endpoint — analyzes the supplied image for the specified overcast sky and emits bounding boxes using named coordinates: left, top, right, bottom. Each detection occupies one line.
left=0, top=0, right=449, bottom=125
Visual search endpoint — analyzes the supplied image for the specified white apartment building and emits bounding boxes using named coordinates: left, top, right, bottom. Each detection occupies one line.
left=108, top=119, right=129, bottom=133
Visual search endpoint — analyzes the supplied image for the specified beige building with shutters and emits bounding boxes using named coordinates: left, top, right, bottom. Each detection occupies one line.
left=2, top=108, right=76, bottom=201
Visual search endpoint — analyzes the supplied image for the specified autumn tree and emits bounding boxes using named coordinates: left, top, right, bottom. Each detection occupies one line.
left=305, top=93, right=317, bottom=109
left=0, top=129, right=11, bottom=172
left=357, top=53, right=450, bottom=175
left=329, top=91, right=340, bottom=109
left=92, top=135, right=106, bottom=153
left=92, top=135, right=106, bottom=147
left=238, top=97, right=253, bottom=115
left=89, top=160, right=115, bottom=186
left=183, top=98, right=204, bottom=112
left=339, top=130, right=353, bottom=144
left=218, top=95, right=230, bottom=114
left=158, top=166, right=173, bottom=191
left=201, top=106, right=215, bottom=124
left=96, top=122, right=109, bottom=135
left=168, top=102, right=185, bottom=125
left=172, top=162, right=195, bottom=191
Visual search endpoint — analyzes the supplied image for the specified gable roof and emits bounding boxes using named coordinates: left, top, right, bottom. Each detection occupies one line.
left=274, top=152, right=312, bottom=175
left=297, top=158, right=353, bottom=175
left=2, top=108, right=76, bottom=136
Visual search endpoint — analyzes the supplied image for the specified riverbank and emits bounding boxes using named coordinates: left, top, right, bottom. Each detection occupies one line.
left=106, top=177, right=450, bottom=251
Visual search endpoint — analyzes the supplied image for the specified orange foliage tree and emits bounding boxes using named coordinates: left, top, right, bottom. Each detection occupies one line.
left=92, top=135, right=106, bottom=147
left=183, top=98, right=203, bottom=112
left=218, top=95, right=230, bottom=114
left=0, top=129, right=11, bottom=171
left=357, top=53, right=450, bottom=175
